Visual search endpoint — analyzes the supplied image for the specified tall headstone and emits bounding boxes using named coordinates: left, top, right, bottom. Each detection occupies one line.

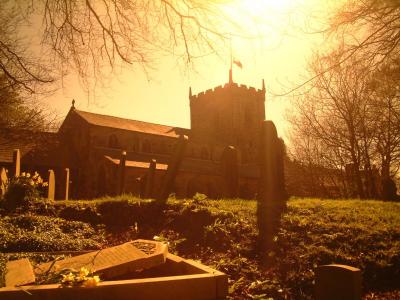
left=316, top=264, right=362, bottom=300
left=47, top=169, right=55, bottom=201
left=118, top=151, right=127, bottom=195
left=257, top=121, right=287, bottom=262
left=12, top=149, right=20, bottom=177
left=221, top=146, right=239, bottom=198
left=0, top=168, right=8, bottom=197
left=64, top=168, right=70, bottom=200
left=157, top=135, right=188, bottom=203
left=144, top=159, right=157, bottom=198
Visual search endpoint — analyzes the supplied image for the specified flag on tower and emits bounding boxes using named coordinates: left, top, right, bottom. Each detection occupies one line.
left=233, top=59, right=243, bottom=68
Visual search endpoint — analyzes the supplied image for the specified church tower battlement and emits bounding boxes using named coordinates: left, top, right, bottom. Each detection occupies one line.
left=189, top=79, right=266, bottom=163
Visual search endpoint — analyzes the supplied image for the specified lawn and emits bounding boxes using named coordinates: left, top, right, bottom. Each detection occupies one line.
left=0, top=196, right=399, bottom=299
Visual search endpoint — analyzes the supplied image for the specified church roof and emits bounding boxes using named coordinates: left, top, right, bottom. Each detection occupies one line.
left=74, top=109, right=189, bottom=138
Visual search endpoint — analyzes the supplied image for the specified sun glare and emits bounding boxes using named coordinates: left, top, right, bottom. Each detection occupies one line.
left=240, top=0, right=296, bottom=12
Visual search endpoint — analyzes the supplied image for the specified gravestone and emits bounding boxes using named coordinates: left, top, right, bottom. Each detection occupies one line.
left=0, top=168, right=8, bottom=197
left=12, top=149, right=20, bottom=177
left=118, top=151, right=127, bottom=195
left=221, top=146, right=239, bottom=198
left=157, top=135, right=188, bottom=203
left=47, top=170, right=55, bottom=201
left=257, top=121, right=287, bottom=260
left=64, top=168, right=70, bottom=200
left=144, top=159, right=157, bottom=198
left=35, top=240, right=168, bottom=280
left=5, top=258, right=35, bottom=287
left=316, top=264, right=361, bottom=300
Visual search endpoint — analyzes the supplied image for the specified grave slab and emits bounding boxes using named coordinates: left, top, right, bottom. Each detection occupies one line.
left=35, top=240, right=167, bottom=280
left=316, top=264, right=362, bottom=300
left=5, top=258, right=35, bottom=287
left=0, top=253, right=227, bottom=300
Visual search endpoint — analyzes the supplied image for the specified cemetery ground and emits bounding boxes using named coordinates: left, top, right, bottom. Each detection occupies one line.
left=0, top=196, right=399, bottom=299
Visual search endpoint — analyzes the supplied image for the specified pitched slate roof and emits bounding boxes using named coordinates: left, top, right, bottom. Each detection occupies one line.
left=74, top=109, right=189, bottom=138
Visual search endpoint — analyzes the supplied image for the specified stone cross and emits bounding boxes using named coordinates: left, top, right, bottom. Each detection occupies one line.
left=12, top=149, right=20, bottom=177
left=0, top=167, right=8, bottom=197
left=118, top=151, right=127, bottom=195
left=221, top=146, right=239, bottom=198
left=257, top=121, right=287, bottom=261
left=47, top=169, right=55, bottom=200
left=316, top=264, right=362, bottom=300
left=144, top=159, right=157, bottom=198
left=64, top=168, right=70, bottom=200
left=157, top=135, right=188, bottom=203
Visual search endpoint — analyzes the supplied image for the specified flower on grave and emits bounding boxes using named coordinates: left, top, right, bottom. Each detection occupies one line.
left=42, top=182, right=48, bottom=187
left=77, top=267, right=90, bottom=281
left=82, top=276, right=100, bottom=287
left=61, top=272, right=75, bottom=284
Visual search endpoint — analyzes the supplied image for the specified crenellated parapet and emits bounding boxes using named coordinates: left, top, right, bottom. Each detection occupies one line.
left=190, top=80, right=265, bottom=102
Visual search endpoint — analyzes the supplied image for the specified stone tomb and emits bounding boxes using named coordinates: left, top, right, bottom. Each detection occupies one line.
left=0, top=240, right=227, bottom=300
left=5, top=259, right=36, bottom=287
left=316, top=264, right=362, bottom=300
left=35, top=240, right=168, bottom=280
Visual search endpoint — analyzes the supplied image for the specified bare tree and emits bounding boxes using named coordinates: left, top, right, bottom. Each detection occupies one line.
left=288, top=50, right=376, bottom=198
left=329, top=0, right=400, bottom=68
left=0, top=0, right=236, bottom=94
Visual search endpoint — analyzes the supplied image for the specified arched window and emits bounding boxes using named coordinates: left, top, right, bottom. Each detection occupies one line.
left=200, top=147, right=209, bottom=160
left=245, top=104, right=253, bottom=125
left=108, top=134, right=120, bottom=148
left=142, top=139, right=151, bottom=153
left=130, top=138, right=139, bottom=152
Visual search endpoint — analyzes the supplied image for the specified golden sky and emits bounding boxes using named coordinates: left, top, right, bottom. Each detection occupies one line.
left=41, top=0, right=344, bottom=139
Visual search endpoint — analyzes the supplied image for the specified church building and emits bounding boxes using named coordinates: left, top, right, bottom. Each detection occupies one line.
left=1, top=75, right=266, bottom=199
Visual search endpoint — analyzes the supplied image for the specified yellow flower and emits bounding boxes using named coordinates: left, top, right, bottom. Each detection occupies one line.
left=83, top=276, right=100, bottom=287
left=33, top=172, right=39, bottom=179
left=79, top=267, right=89, bottom=278
left=29, top=179, right=34, bottom=186
left=42, top=182, right=48, bottom=187
left=62, top=272, right=75, bottom=283
left=21, top=172, right=26, bottom=177
left=26, top=173, right=31, bottom=178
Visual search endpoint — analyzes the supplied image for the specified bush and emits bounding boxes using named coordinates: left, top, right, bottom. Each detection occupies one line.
left=1, top=172, right=47, bottom=211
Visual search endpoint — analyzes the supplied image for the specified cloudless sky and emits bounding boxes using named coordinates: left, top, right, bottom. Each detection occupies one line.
left=39, top=0, right=343, bottom=140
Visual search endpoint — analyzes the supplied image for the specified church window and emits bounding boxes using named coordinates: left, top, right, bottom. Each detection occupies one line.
left=200, top=147, right=209, bottom=160
left=108, top=134, right=120, bottom=148
left=245, top=105, right=253, bottom=124
left=142, top=139, right=151, bottom=152
left=130, top=138, right=139, bottom=152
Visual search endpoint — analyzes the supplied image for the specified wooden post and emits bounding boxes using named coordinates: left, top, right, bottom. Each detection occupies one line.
left=118, top=151, right=127, bottom=195
left=12, top=149, right=20, bottom=177
left=257, top=121, right=287, bottom=262
left=316, top=264, right=362, bottom=300
left=64, top=168, right=70, bottom=200
left=47, top=170, right=55, bottom=201
left=221, top=146, right=239, bottom=198
left=1, top=168, right=8, bottom=197
left=157, top=135, right=188, bottom=203
left=144, top=159, right=157, bottom=198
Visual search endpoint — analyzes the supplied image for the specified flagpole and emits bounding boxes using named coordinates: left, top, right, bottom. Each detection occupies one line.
left=229, top=35, right=233, bottom=83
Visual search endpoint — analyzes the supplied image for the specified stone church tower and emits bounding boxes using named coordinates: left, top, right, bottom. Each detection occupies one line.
left=189, top=73, right=266, bottom=163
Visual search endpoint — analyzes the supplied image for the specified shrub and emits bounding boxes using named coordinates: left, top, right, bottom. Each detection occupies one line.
left=1, top=172, right=47, bottom=211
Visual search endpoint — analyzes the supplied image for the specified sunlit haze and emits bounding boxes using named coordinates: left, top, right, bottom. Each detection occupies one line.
left=41, top=0, right=343, bottom=140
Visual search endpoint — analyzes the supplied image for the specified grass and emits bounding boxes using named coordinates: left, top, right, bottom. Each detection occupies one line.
left=0, top=196, right=399, bottom=299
